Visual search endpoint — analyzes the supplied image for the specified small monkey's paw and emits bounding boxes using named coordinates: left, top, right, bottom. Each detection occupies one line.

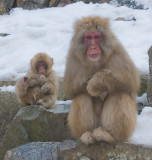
left=39, top=75, right=47, bottom=86
left=80, top=131, right=95, bottom=145
left=93, top=127, right=115, bottom=143
left=36, top=99, right=44, bottom=106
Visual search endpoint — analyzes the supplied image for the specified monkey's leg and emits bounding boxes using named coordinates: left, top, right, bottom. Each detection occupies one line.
left=93, top=93, right=136, bottom=142
left=68, top=94, right=95, bottom=145
left=37, top=95, right=56, bottom=109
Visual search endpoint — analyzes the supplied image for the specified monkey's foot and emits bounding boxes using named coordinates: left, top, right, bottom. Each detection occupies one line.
left=80, top=131, right=95, bottom=145
left=36, top=99, right=44, bottom=105
left=93, top=127, right=115, bottom=143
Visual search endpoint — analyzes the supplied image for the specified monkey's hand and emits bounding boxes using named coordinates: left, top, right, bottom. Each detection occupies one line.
left=21, top=76, right=28, bottom=90
left=40, top=82, right=53, bottom=95
left=87, top=70, right=113, bottom=97
left=36, top=99, right=44, bottom=106
left=38, top=75, right=47, bottom=86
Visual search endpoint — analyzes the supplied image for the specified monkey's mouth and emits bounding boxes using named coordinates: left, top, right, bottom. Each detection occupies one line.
left=88, top=53, right=101, bottom=60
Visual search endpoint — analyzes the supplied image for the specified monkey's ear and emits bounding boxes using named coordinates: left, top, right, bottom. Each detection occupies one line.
left=50, top=57, right=53, bottom=66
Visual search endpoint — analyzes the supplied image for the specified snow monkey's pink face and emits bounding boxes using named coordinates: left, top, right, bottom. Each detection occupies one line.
left=36, top=61, right=47, bottom=74
left=83, top=32, right=102, bottom=61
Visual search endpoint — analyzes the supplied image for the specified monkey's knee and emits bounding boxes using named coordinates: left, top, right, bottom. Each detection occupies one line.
left=101, top=93, right=136, bottom=141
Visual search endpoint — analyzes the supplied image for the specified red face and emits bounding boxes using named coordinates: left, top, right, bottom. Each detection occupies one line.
left=37, top=62, right=47, bottom=74
left=83, top=32, right=102, bottom=61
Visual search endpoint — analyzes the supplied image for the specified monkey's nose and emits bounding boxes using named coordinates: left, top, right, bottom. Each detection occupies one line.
left=91, top=46, right=96, bottom=50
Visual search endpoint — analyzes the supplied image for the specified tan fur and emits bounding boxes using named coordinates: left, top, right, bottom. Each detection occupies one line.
left=16, top=52, right=58, bottom=109
left=64, top=17, right=140, bottom=144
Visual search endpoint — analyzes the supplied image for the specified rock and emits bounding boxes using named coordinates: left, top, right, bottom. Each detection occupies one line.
left=3, top=140, right=152, bottom=160
left=49, top=0, right=110, bottom=7
left=1, top=0, right=16, bottom=10
left=0, top=2, right=8, bottom=15
left=139, top=73, right=148, bottom=96
left=147, top=46, right=152, bottom=106
left=0, top=33, right=10, bottom=37
left=17, top=0, right=50, bottom=9
left=0, top=92, right=22, bottom=141
left=117, top=0, right=144, bottom=9
left=0, top=105, right=72, bottom=160
left=49, top=0, right=60, bottom=7
left=0, top=81, right=15, bottom=87
left=114, top=16, right=136, bottom=21
left=59, top=142, right=152, bottom=159
left=4, top=140, right=78, bottom=160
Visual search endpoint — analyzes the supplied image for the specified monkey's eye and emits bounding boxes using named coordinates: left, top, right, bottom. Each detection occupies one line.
left=86, top=35, right=92, bottom=39
left=94, top=35, right=100, bottom=39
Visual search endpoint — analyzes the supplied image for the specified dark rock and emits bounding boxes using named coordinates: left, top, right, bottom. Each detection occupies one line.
left=117, top=0, right=144, bottom=9
left=49, top=0, right=110, bottom=7
left=0, top=105, right=72, bottom=160
left=147, top=46, right=152, bottom=106
left=1, top=0, right=16, bottom=10
left=0, top=92, right=22, bottom=142
left=4, top=140, right=78, bottom=160
left=17, top=0, right=50, bottom=9
left=0, top=2, right=8, bottom=15
left=139, top=73, right=148, bottom=96
left=49, top=0, right=61, bottom=7
left=0, top=33, right=10, bottom=37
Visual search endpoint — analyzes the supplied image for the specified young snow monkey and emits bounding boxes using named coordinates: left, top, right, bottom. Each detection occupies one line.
left=16, top=52, right=58, bottom=109
left=64, top=16, right=140, bottom=145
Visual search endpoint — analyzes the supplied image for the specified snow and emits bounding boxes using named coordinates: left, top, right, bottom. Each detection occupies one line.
left=0, top=1, right=152, bottom=147
left=0, top=85, right=15, bottom=92
left=130, top=107, right=152, bottom=147
left=0, top=2, right=152, bottom=80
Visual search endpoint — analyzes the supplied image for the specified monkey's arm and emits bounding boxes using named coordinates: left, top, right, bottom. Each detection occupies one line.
left=26, top=76, right=46, bottom=88
left=87, top=69, right=134, bottom=97
left=40, top=82, right=56, bottom=94
left=64, top=75, right=87, bottom=99
left=40, top=71, right=58, bottom=95
left=26, top=69, right=47, bottom=88
left=64, top=58, right=87, bottom=99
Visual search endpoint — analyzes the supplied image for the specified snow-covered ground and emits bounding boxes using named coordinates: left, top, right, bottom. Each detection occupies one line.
left=0, top=2, right=152, bottom=80
left=0, top=1, right=152, bottom=147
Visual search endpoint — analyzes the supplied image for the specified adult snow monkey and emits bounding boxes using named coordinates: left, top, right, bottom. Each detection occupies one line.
left=64, top=17, right=140, bottom=145
left=16, top=52, right=58, bottom=109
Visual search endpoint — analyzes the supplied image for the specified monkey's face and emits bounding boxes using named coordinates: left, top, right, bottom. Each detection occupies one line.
left=83, top=32, right=102, bottom=61
left=36, top=61, right=47, bottom=75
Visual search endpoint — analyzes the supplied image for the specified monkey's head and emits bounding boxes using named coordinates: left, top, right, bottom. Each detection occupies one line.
left=71, top=16, right=116, bottom=67
left=31, top=52, right=53, bottom=75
